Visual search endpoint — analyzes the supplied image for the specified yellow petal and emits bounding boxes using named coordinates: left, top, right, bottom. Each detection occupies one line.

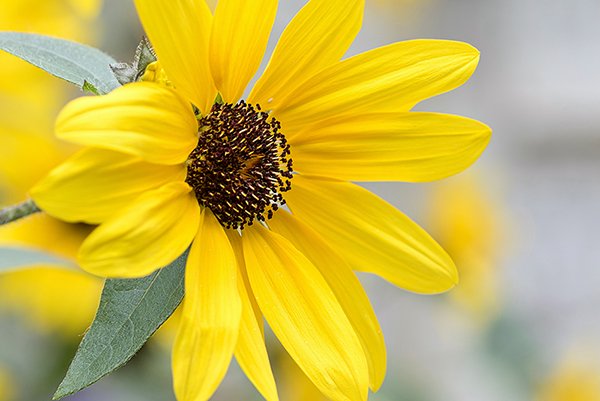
left=30, top=148, right=186, bottom=224
left=268, top=211, right=386, bottom=391
left=57, top=82, right=198, bottom=165
left=133, top=0, right=216, bottom=114
left=290, top=112, right=491, bottom=182
left=173, top=209, right=241, bottom=401
left=78, top=182, right=199, bottom=278
left=243, top=225, right=369, bottom=401
left=285, top=175, right=458, bottom=294
left=273, top=40, right=480, bottom=133
left=249, top=0, right=364, bottom=109
left=227, top=231, right=279, bottom=401
left=269, top=211, right=387, bottom=391
left=210, top=0, right=277, bottom=103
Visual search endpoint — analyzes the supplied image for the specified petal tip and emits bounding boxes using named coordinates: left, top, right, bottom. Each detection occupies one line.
left=441, top=258, right=460, bottom=292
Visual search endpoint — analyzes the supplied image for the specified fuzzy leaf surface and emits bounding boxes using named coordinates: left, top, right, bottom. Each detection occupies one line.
left=0, top=32, right=120, bottom=94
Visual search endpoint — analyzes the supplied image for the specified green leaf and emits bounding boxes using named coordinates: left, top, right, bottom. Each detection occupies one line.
left=0, top=32, right=121, bottom=94
left=53, top=250, right=188, bottom=400
left=0, top=247, right=77, bottom=272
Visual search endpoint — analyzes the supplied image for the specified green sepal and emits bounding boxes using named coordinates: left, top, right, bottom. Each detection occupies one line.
left=53, top=249, right=188, bottom=400
left=0, top=32, right=120, bottom=94
left=109, top=37, right=157, bottom=85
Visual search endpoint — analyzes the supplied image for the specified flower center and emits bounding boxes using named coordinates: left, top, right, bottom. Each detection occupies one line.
left=186, top=101, right=293, bottom=230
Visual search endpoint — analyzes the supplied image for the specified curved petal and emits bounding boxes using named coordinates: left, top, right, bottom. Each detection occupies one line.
left=173, top=209, right=241, bottom=401
left=133, top=0, right=216, bottom=114
left=249, top=0, right=364, bottom=110
left=227, top=231, right=279, bottom=401
left=285, top=175, right=458, bottom=294
left=210, top=0, right=277, bottom=103
left=268, top=211, right=386, bottom=391
left=243, top=225, right=369, bottom=401
left=78, top=182, right=199, bottom=278
left=290, top=112, right=492, bottom=182
left=31, top=148, right=186, bottom=224
left=56, top=82, right=198, bottom=165
left=273, top=40, right=480, bottom=133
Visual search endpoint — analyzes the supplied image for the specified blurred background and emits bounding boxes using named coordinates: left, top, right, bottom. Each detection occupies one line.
left=1, top=0, right=600, bottom=400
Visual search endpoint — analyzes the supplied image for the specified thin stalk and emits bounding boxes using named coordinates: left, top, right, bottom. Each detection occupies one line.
left=0, top=199, right=40, bottom=225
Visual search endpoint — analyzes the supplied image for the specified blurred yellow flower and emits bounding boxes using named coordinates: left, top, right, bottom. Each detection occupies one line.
left=30, top=0, right=490, bottom=400
left=0, top=0, right=103, bottom=337
left=537, top=350, right=600, bottom=401
left=0, top=367, right=16, bottom=401
left=0, top=214, right=99, bottom=336
left=277, top=350, right=327, bottom=401
left=67, top=0, right=103, bottom=19
left=371, top=0, right=425, bottom=6
left=0, top=122, right=67, bottom=204
left=427, top=174, right=504, bottom=322
left=0, top=0, right=103, bottom=197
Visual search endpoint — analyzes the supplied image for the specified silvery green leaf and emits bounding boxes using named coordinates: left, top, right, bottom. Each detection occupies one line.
left=53, top=250, right=188, bottom=400
left=0, top=32, right=120, bottom=94
left=0, top=247, right=77, bottom=272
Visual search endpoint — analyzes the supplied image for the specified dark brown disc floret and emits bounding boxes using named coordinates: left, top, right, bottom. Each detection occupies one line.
left=186, top=101, right=293, bottom=229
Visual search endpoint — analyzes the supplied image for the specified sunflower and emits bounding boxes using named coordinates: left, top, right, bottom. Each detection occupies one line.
left=29, top=0, right=491, bottom=400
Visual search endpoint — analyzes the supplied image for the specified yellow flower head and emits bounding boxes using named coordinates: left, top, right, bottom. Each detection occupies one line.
left=426, top=174, right=504, bottom=323
left=30, top=0, right=491, bottom=400
left=536, top=349, right=600, bottom=401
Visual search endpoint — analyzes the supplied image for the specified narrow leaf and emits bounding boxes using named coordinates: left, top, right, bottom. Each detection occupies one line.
left=53, top=250, right=188, bottom=399
left=0, top=32, right=120, bottom=94
left=0, top=247, right=77, bottom=272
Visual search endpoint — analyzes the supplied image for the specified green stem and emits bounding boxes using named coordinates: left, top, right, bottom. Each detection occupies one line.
left=0, top=199, right=41, bottom=225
